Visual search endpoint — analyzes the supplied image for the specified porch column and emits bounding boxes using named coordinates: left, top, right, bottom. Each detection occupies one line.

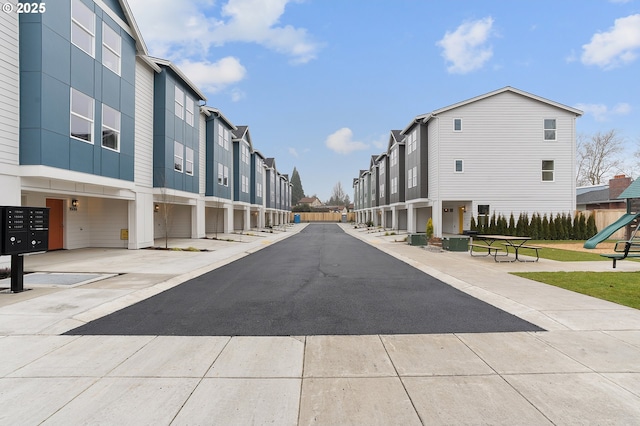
left=407, top=203, right=416, bottom=234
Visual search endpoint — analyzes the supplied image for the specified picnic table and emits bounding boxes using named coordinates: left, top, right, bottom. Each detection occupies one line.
left=469, top=235, right=541, bottom=262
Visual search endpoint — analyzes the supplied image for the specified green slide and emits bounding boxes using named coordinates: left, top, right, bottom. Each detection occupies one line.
left=583, top=213, right=640, bottom=249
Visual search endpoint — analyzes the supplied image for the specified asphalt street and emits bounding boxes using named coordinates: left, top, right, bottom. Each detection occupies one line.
left=67, top=224, right=543, bottom=336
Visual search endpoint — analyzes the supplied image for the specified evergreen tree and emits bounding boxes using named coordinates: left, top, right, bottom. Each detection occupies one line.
left=548, top=214, right=556, bottom=240
left=556, top=214, right=566, bottom=240
left=489, top=213, right=497, bottom=234
left=586, top=213, right=597, bottom=239
left=565, top=213, right=574, bottom=239
left=508, top=213, right=516, bottom=236
left=516, top=213, right=525, bottom=236
left=470, top=216, right=477, bottom=231
left=530, top=213, right=539, bottom=240
left=290, top=167, right=305, bottom=206
left=541, top=214, right=550, bottom=240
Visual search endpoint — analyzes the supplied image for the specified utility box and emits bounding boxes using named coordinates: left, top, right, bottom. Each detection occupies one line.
left=1, top=206, right=49, bottom=255
left=409, top=233, right=427, bottom=246
left=442, top=236, right=469, bottom=252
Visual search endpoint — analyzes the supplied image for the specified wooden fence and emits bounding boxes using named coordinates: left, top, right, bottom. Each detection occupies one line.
left=583, top=209, right=628, bottom=240
left=290, top=212, right=356, bottom=222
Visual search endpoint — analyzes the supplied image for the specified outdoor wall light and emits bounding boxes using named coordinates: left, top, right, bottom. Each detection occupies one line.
left=461, top=206, right=467, bottom=213
left=154, top=204, right=160, bottom=213
left=71, top=199, right=79, bottom=208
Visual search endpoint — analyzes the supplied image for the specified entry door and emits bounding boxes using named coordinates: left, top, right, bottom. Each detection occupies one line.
left=46, top=199, right=63, bottom=250
left=458, top=207, right=465, bottom=235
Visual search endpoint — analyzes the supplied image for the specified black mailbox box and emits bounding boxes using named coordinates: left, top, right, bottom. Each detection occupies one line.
left=1, top=206, right=49, bottom=255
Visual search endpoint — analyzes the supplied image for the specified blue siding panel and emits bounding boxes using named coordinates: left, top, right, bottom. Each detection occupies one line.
left=102, top=70, right=121, bottom=108
left=101, top=147, right=120, bottom=179
left=120, top=114, right=135, bottom=157
left=18, top=22, right=42, bottom=72
left=70, top=48, right=95, bottom=96
left=41, top=129, right=70, bottom=169
left=19, top=128, right=41, bottom=164
left=19, top=72, right=41, bottom=130
left=120, top=154, right=134, bottom=181
left=69, top=139, right=94, bottom=174
left=41, top=75, right=70, bottom=138
left=42, top=27, right=71, bottom=85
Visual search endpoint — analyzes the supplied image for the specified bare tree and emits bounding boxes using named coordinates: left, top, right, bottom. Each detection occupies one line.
left=576, top=129, right=624, bottom=186
left=328, top=181, right=348, bottom=206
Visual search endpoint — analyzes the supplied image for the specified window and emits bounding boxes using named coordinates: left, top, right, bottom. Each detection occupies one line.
left=218, top=123, right=229, bottom=150
left=455, top=159, right=464, bottom=173
left=390, top=147, right=398, bottom=166
left=217, top=162, right=224, bottom=185
left=242, top=175, right=249, bottom=193
left=174, top=142, right=183, bottom=172
left=379, top=183, right=385, bottom=198
left=407, top=168, right=413, bottom=189
left=71, top=0, right=94, bottom=57
left=185, top=147, right=194, bottom=175
left=224, top=166, right=229, bottom=186
left=542, top=160, right=554, bottom=181
left=102, top=104, right=120, bottom=151
left=242, top=144, right=250, bottom=164
left=412, top=166, right=418, bottom=187
left=391, top=177, right=398, bottom=194
left=407, top=130, right=417, bottom=154
left=257, top=182, right=263, bottom=197
left=185, top=97, right=194, bottom=126
left=379, top=159, right=385, bottom=176
left=174, top=86, right=184, bottom=119
left=102, top=23, right=121, bottom=75
left=454, top=118, right=462, bottom=132
left=70, top=88, right=94, bottom=143
left=544, top=119, right=556, bottom=141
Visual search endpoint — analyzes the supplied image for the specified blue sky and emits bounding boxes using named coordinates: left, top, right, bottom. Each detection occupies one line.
left=128, top=0, right=640, bottom=202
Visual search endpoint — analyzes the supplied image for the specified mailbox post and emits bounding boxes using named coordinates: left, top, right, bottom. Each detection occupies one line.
left=1, top=206, right=49, bottom=293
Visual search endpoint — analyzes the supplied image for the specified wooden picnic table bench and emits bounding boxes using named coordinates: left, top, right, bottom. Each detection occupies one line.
left=469, top=235, right=539, bottom=262
left=600, top=241, right=640, bottom=268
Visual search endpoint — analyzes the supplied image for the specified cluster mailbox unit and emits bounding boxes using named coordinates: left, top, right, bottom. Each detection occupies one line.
left=0, top=206, right=49, bottom=292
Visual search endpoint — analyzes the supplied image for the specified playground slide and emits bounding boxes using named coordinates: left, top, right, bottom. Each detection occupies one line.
left=583, top=213, right=640, bottom=249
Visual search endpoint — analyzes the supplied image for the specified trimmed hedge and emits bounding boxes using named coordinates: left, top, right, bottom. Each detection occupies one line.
left=470, top=212, right=597, bottom=240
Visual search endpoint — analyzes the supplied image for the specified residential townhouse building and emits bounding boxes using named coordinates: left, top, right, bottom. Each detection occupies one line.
left=203, top=106, right=235, bottom=235
left=250, top=150, right=266, bottom=228
left=232, top=125, right=253, bottom=231
left=354, top=87, right=582, bottom=237
left=151, top=57, right=206, bottom=240
left=0, top=0, right=290, bottom=262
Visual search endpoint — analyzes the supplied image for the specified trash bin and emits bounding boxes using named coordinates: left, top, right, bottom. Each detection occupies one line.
left=294, top=214, right=301, bottom=223
left=341, top=214, right=347, bottom=223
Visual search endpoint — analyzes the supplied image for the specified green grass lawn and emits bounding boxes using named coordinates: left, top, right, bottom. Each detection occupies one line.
left=512, top=271, right=640, bottom=309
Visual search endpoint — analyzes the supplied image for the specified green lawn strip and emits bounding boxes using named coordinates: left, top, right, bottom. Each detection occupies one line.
left=512, top=271, right=640, bottom=310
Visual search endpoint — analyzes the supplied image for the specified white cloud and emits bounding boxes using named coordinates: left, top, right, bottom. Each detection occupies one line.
left=176, top=57, right=247, bottom=93
left=288, top=147, right=299, bottom=157
left=325, top=128, right=369, bottom=155
left=436, top=17, right=494, bottom=74
left=575, top=102, right=632, bottom=122
left=581, top=14, right=640, bottom=69
left=129, top=0, right=320, bottom=64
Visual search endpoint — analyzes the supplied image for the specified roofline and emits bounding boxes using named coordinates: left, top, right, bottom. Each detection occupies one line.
left=120, top=0, right=149, bottom=55
left=400, top=114, right=431, bottom=135
left=200, top=106, right=236, bottom=130
left=148, top=56, right=207, bottom=101
left=430, top=86, right=583, bottom=117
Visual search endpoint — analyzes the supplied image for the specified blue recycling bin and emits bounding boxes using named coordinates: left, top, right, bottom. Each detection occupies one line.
left=294, top=214, right=301, bottom=223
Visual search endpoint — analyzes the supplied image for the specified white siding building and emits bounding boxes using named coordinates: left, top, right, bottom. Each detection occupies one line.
left=356, top=87, right=582, bottom=237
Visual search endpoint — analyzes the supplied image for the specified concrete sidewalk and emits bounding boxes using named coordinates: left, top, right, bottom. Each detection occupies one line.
left=1, top=223, right=640, bottom=424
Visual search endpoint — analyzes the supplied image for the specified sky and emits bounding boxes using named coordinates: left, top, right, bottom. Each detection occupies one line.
left=128, top=0, right=640, bottom=202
